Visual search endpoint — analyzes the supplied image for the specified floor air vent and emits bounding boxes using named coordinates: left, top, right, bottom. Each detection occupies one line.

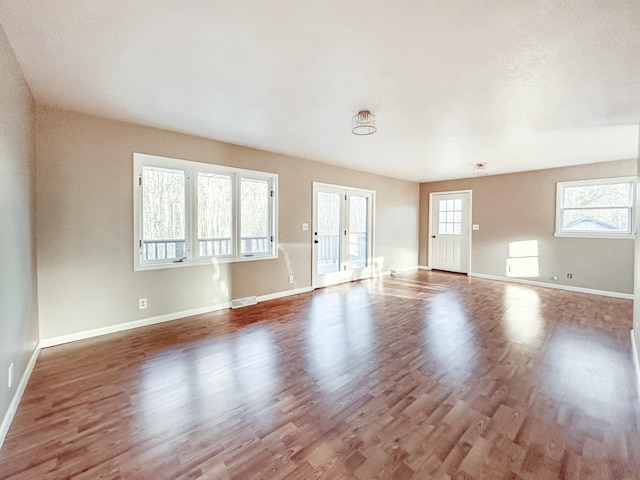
left=231, top=296, right=257, bottom=309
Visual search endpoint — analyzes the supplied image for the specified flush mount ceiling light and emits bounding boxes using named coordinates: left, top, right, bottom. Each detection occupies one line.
left=351, top=110, right=377, bottom=135
left=473, top=162, right=489, bottom=176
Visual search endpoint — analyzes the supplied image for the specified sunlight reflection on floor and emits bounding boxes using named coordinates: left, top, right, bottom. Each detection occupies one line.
left=136, top=326, right=279, bottom=437
left=502, top=285, right=543, bottom=347
left=423, top=291, right=478, bottom=379
left=304, top=287, right=377, bottom=394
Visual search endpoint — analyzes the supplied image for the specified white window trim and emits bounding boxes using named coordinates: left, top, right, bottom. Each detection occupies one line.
left=554, top=176, right=636, bottom=239
left=133, top=153, right=278, bottom=271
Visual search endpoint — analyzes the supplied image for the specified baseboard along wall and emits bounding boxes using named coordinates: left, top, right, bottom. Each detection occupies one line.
left=468, top=272, right=634, bottom=300
left=40, top=286, right=314, bottom=349
left=0, top=346, right=40, bottom=450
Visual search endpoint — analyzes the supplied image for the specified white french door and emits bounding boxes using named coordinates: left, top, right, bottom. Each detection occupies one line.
left=312, top=183, right=374, bottom=288
left=429, top=191, right=471, bottom=273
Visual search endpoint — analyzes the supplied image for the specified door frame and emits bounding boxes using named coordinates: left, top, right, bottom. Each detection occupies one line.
left=312, top=182, right=376, bottom=289
left=428, top=190, right=473, bottom=274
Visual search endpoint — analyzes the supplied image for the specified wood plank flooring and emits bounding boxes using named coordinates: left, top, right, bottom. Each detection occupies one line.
left=1, top=271, right=639, bottom=479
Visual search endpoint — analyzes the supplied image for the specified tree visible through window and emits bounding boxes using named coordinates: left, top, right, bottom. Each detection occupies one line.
left=349, top=195, right=368, bottom=269
left=241, top=178, right=270, bottom=254
left=134, top=153, right=277, bottom=270
left=198, top=173, right=232, bottom=256
left=556, top=177, right=634, bottom=237
left=141, top=166, right=186, bottom=261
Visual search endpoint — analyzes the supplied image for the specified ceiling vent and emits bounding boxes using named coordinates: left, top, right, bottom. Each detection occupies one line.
left=473, top=162, right=489, bottom=176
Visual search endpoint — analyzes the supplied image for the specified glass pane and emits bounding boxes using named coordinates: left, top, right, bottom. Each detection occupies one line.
left=240, top=178, right=270, bottom=254
left=453, top=223, right=461, bottom=235
left=439, top=212, right=447, bottom=223
left=446, top=199, right=455, bottom=210
left=446, top=223, right=454, bottom=234
left=446, top=211, right=454, bottom=222
left=317, top=192, right=341, bottom=274
left=454, top=211, right=462, bottom=223
left=349, top=196, right=368, bottom=269
left=439, top=199, right=447, bottom=211
left=563, top=182, right=631, bottom=208
left=562, top=208, right=630, bottom=232
left=454, top=199, right=462, bottom=210
left=142, top=166, right=186, bottom=261
left=438, top=223, right=446, bottom=234
left=198, top=173, right=232, bottom=256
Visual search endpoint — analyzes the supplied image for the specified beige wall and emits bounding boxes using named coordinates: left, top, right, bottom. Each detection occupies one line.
left=0, top=26, right=39, bottom=430
left=36, top=106, right=420, bottom=339
left=420, top=159, right=636, bottom=294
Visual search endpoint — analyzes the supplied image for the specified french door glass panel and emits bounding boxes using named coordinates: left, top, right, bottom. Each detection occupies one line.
left=317, top=192, right=342, bottom=274
left=313, top=184, right=373, bottom=288
left=349, top=195, right=369, bottom=270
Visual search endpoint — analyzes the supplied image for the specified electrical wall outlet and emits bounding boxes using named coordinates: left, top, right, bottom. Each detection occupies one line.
left=289, top=275, right=294, bottom=284
left=139, top=298, right=148, bottom=309
left=8, top=362, right=14, bottom=388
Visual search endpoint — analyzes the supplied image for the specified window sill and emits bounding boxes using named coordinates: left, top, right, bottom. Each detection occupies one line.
left=554, top=232, right=636, bottom=240
left=134, top=253, right=279, bottom=272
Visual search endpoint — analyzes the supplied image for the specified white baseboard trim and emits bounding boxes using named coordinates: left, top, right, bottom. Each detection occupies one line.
left=39, top=302, right=232, bottom=348
left=468, top=272, right=634, bottom=300
left=0, top=345, right=40, bottom=450
left=258, top=286, right=313, bottom=302
left=632, top=330, right=640, bottom=402
left=418, top=265, right=432, bottom=271
left=40, top=285, right=319, bottom=349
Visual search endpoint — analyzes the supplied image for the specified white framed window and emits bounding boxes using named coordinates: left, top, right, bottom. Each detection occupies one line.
left=134, top=153, right=277, bottom=270
left=438, top=198, right=463, bottom=235
left=555, top=176, right=635, bottom=239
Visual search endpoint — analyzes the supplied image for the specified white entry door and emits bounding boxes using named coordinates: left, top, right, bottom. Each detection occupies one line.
left=430, top=191, right=471, bottom=273
left=312, top=183, right=374, bottom=288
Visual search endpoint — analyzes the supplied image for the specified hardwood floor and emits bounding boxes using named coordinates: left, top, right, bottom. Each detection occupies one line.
left=1, top=271, right=639, bottom=479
